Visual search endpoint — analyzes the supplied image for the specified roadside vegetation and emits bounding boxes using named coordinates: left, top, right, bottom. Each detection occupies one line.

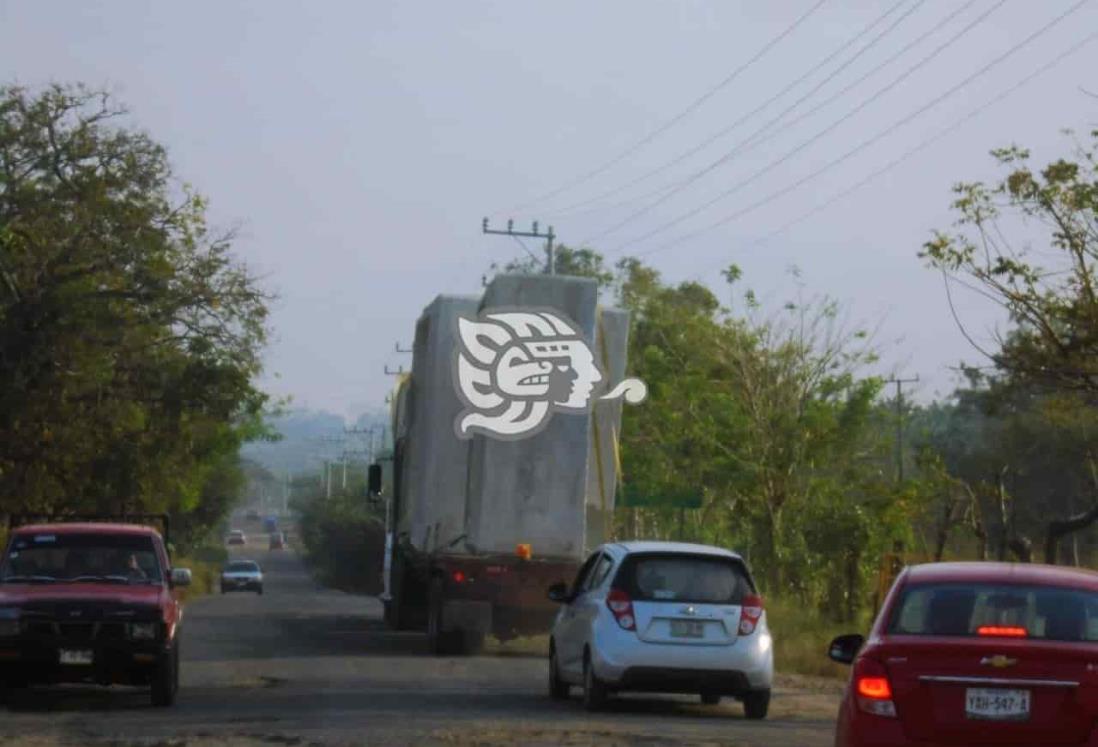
left=0, top=83, right=273, bottom=552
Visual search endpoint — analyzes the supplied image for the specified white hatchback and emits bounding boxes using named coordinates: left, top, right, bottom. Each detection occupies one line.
left=547, top=541, right=773, bottom=717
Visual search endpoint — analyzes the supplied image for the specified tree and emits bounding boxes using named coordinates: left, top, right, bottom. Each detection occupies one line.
left=922, top=130, right=1098, bottom=561
left=0, top=83, right=270, bottom=540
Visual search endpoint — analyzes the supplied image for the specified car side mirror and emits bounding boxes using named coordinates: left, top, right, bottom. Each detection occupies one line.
left=828, top=633, right=865, bottom=665
left=547, top=582, right=570, bottom=603
left=169, top=568, right=192, bottom=589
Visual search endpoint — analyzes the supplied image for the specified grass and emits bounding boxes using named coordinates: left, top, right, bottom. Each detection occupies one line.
left=766, top=595, right=866, bottom=679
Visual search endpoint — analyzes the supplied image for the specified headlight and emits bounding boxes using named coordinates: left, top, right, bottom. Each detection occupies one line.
left=0, top=608, right=21, bottom=636
left=129, top=622, right=158, bottom=641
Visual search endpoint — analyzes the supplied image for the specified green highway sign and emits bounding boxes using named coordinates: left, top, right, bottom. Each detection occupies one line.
left=618, top=483, right=703, bottom=509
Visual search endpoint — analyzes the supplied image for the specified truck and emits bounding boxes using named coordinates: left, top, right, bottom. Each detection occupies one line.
left=0, top=514, right=192, bottom=706
left=375, top=274, right=632, bottom=654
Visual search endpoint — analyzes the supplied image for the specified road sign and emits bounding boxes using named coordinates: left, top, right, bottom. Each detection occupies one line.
left=618, top=483, right=703, bottom=509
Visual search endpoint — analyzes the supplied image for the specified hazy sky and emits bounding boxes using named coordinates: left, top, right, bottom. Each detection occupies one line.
left=3, top=0, right=1097, bottom=419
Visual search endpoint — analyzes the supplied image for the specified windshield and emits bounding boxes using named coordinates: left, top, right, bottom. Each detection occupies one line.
left=614, top=554, right=752, bottom=604
left=1, top=532, right=163, bottom=584
left=889, top=583, right=1098, bottom=641
left=225, top=562, right=259, bottom=573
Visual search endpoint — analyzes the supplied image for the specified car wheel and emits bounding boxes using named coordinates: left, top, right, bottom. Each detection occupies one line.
left=548, top=644, right=569, bottom=700
left=582, top=652, right=607, bottom=711
left=701, top=692, right=721, bottom=705
left=151, top=642, right=179, bottom=707
left=743, top=689, right=770, bottom=720
left=257, top=586, right=264, bottom=596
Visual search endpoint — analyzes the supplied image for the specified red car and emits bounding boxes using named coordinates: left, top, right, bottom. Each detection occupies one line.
left=830, top=561, right=1098, bottom=746
left=0, top=517, right=191, bottom=706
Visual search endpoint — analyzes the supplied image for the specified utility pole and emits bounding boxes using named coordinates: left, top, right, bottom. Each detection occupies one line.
left=482, top=218, right=556, bottom=275
left=886, top=375, right=919, bottom=483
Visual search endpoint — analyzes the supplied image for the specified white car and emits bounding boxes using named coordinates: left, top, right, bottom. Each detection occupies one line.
left=547, top=541, right=773, bottom=717
left=220, top=559, right=263, bottom=594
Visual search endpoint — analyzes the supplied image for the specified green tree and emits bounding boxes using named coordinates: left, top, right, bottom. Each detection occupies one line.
left=0, top=83, right=270, bottom=541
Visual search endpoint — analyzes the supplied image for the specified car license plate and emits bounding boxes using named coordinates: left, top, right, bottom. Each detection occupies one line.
left=59, top=649, right=94, bottom=666
left=670, top=620, right=705, bottom=638
left=965, top=688, right=1030, bottom=720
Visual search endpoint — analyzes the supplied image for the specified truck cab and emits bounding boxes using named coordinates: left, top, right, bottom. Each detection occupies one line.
left=0, top=517, right=191, bottom=706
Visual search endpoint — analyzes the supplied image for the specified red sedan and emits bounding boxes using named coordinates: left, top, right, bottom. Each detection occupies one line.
left=829, top=562, right=1098, bottom=746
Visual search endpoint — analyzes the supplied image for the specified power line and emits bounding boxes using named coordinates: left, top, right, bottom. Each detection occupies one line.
left=495, top=0, right=828, bottom=217
left=739, top=29, right=1098, bottom=253
left=545, top=0, right=915, bottom=220
left=577, top=0, right=979, bottom=234
left=633, top=4, right=1093, bottom=260
left=609, top=0, right=1010, bottom=253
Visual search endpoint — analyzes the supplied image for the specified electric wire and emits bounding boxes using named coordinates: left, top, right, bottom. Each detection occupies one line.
left=632, top=8, right=1095, bottom=260
left=605, top=0, right=1009, bottom=251
left=495, top=0, right=828, bottom=217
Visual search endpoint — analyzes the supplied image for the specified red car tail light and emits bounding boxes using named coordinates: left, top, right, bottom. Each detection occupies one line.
left=854, top=657, right=897, bottom=718
left=606, top=588, right=636, bottom=631
left=977, top=625, right=1027, bottom=638
left=739, top=594, right=764, bottom=635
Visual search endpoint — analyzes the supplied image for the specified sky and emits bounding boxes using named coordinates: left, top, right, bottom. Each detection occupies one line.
left=3, top=0, right=1097, bottom=419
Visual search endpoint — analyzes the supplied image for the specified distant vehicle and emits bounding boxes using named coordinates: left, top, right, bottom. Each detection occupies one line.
left=263, top=516, right=278, bottom=534
left=0, top=515, right=191, bottom=707
left=220, top=560, right=263, bottom=595
left=830, top=561, right=1098, bottom=747
left=547, top=541, right=772, bottom=717
left=226, top=530, right=246, bottom=546
left=268, top=532, right=285, bottom=551
left=245, top=509, right=260, bottom=521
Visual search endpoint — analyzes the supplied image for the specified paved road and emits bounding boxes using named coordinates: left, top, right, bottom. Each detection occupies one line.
left=0, top=546, right=838, bottom=747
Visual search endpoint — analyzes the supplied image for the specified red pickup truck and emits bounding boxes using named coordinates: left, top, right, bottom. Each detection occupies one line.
left=0, top=516, right=191, bottom=706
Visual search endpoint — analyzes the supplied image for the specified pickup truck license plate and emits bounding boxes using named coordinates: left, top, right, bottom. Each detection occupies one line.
left=59, top=649, right=94, bottom=666
left=965, top=688, right=1030, bottom=720
left=670, top=620, right=705, bottom=638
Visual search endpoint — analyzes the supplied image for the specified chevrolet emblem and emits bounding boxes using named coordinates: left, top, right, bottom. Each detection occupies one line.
left=980, top=655, right=1017, bottom=669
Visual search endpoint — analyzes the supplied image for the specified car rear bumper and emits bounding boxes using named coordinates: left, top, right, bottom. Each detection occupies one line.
left=591, top=623, right=774, bottom=692
left=221, top=579, right=262, bottom=590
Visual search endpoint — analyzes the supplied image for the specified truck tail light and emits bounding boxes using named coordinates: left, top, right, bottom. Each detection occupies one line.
left=854, top=658, right=897, bottom=718
left=515, top=544, right=532, bottom=561
left=451, top=570, right=466, bottom=584
left=738, top=594, right=763, bottom=635
left=606, top=588, right=636, bottom=631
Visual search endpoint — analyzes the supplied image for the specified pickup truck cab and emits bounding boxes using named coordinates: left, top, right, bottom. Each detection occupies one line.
left=0, top=520, right=191, bottom=706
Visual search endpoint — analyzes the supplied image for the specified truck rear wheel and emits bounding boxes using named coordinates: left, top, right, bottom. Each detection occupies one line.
left=427, top=578, right=462, bottom=655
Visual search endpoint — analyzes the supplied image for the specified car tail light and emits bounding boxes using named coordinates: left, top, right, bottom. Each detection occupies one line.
left=977, top=625, right=1027, bottom=638
left=854, top=658, right=897, bottom=718
left=738, top=594, right=763, bottom=635
left=606, top=588, right=636, bottom=631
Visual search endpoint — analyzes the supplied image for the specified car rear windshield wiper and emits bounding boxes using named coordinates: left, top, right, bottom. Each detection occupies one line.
left=1, top=575, right=57, bottom=583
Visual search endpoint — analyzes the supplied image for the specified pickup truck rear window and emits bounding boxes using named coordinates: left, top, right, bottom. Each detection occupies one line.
left=613, top=553, right=753, bottom=604
left=889, top=583, right=1098, bottom=641
left=2, top=532, right=162, bottom=584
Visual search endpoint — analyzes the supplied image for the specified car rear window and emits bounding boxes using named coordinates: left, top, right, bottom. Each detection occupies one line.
left=613, top=553, right=753, bottom=604
left=889, top=583, right=1098, bottom=641
left=226, top=561, right=259, bottom=572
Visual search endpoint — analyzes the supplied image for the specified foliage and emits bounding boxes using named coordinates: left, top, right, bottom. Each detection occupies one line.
left=0, top=83, right=270, bottom=546
left=294, top=485, right=385, bottom=595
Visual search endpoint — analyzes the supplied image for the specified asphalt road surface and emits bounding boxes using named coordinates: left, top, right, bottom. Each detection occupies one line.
left=0, top=545, right=839, bottom=747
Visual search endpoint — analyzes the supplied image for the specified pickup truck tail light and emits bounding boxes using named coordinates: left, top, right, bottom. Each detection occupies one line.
left=738, top=594, right=763, bottom=635
left=854, top=657, right=897, bottom=718
left=606, top=588, right=636, bottom=631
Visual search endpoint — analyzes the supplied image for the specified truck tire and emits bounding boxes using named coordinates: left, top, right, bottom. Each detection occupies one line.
left=427, top=578, right=461, bottom=655
left=151, top=641, right=179, bottom=707
left=743, top=689, right=770, bottom=720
